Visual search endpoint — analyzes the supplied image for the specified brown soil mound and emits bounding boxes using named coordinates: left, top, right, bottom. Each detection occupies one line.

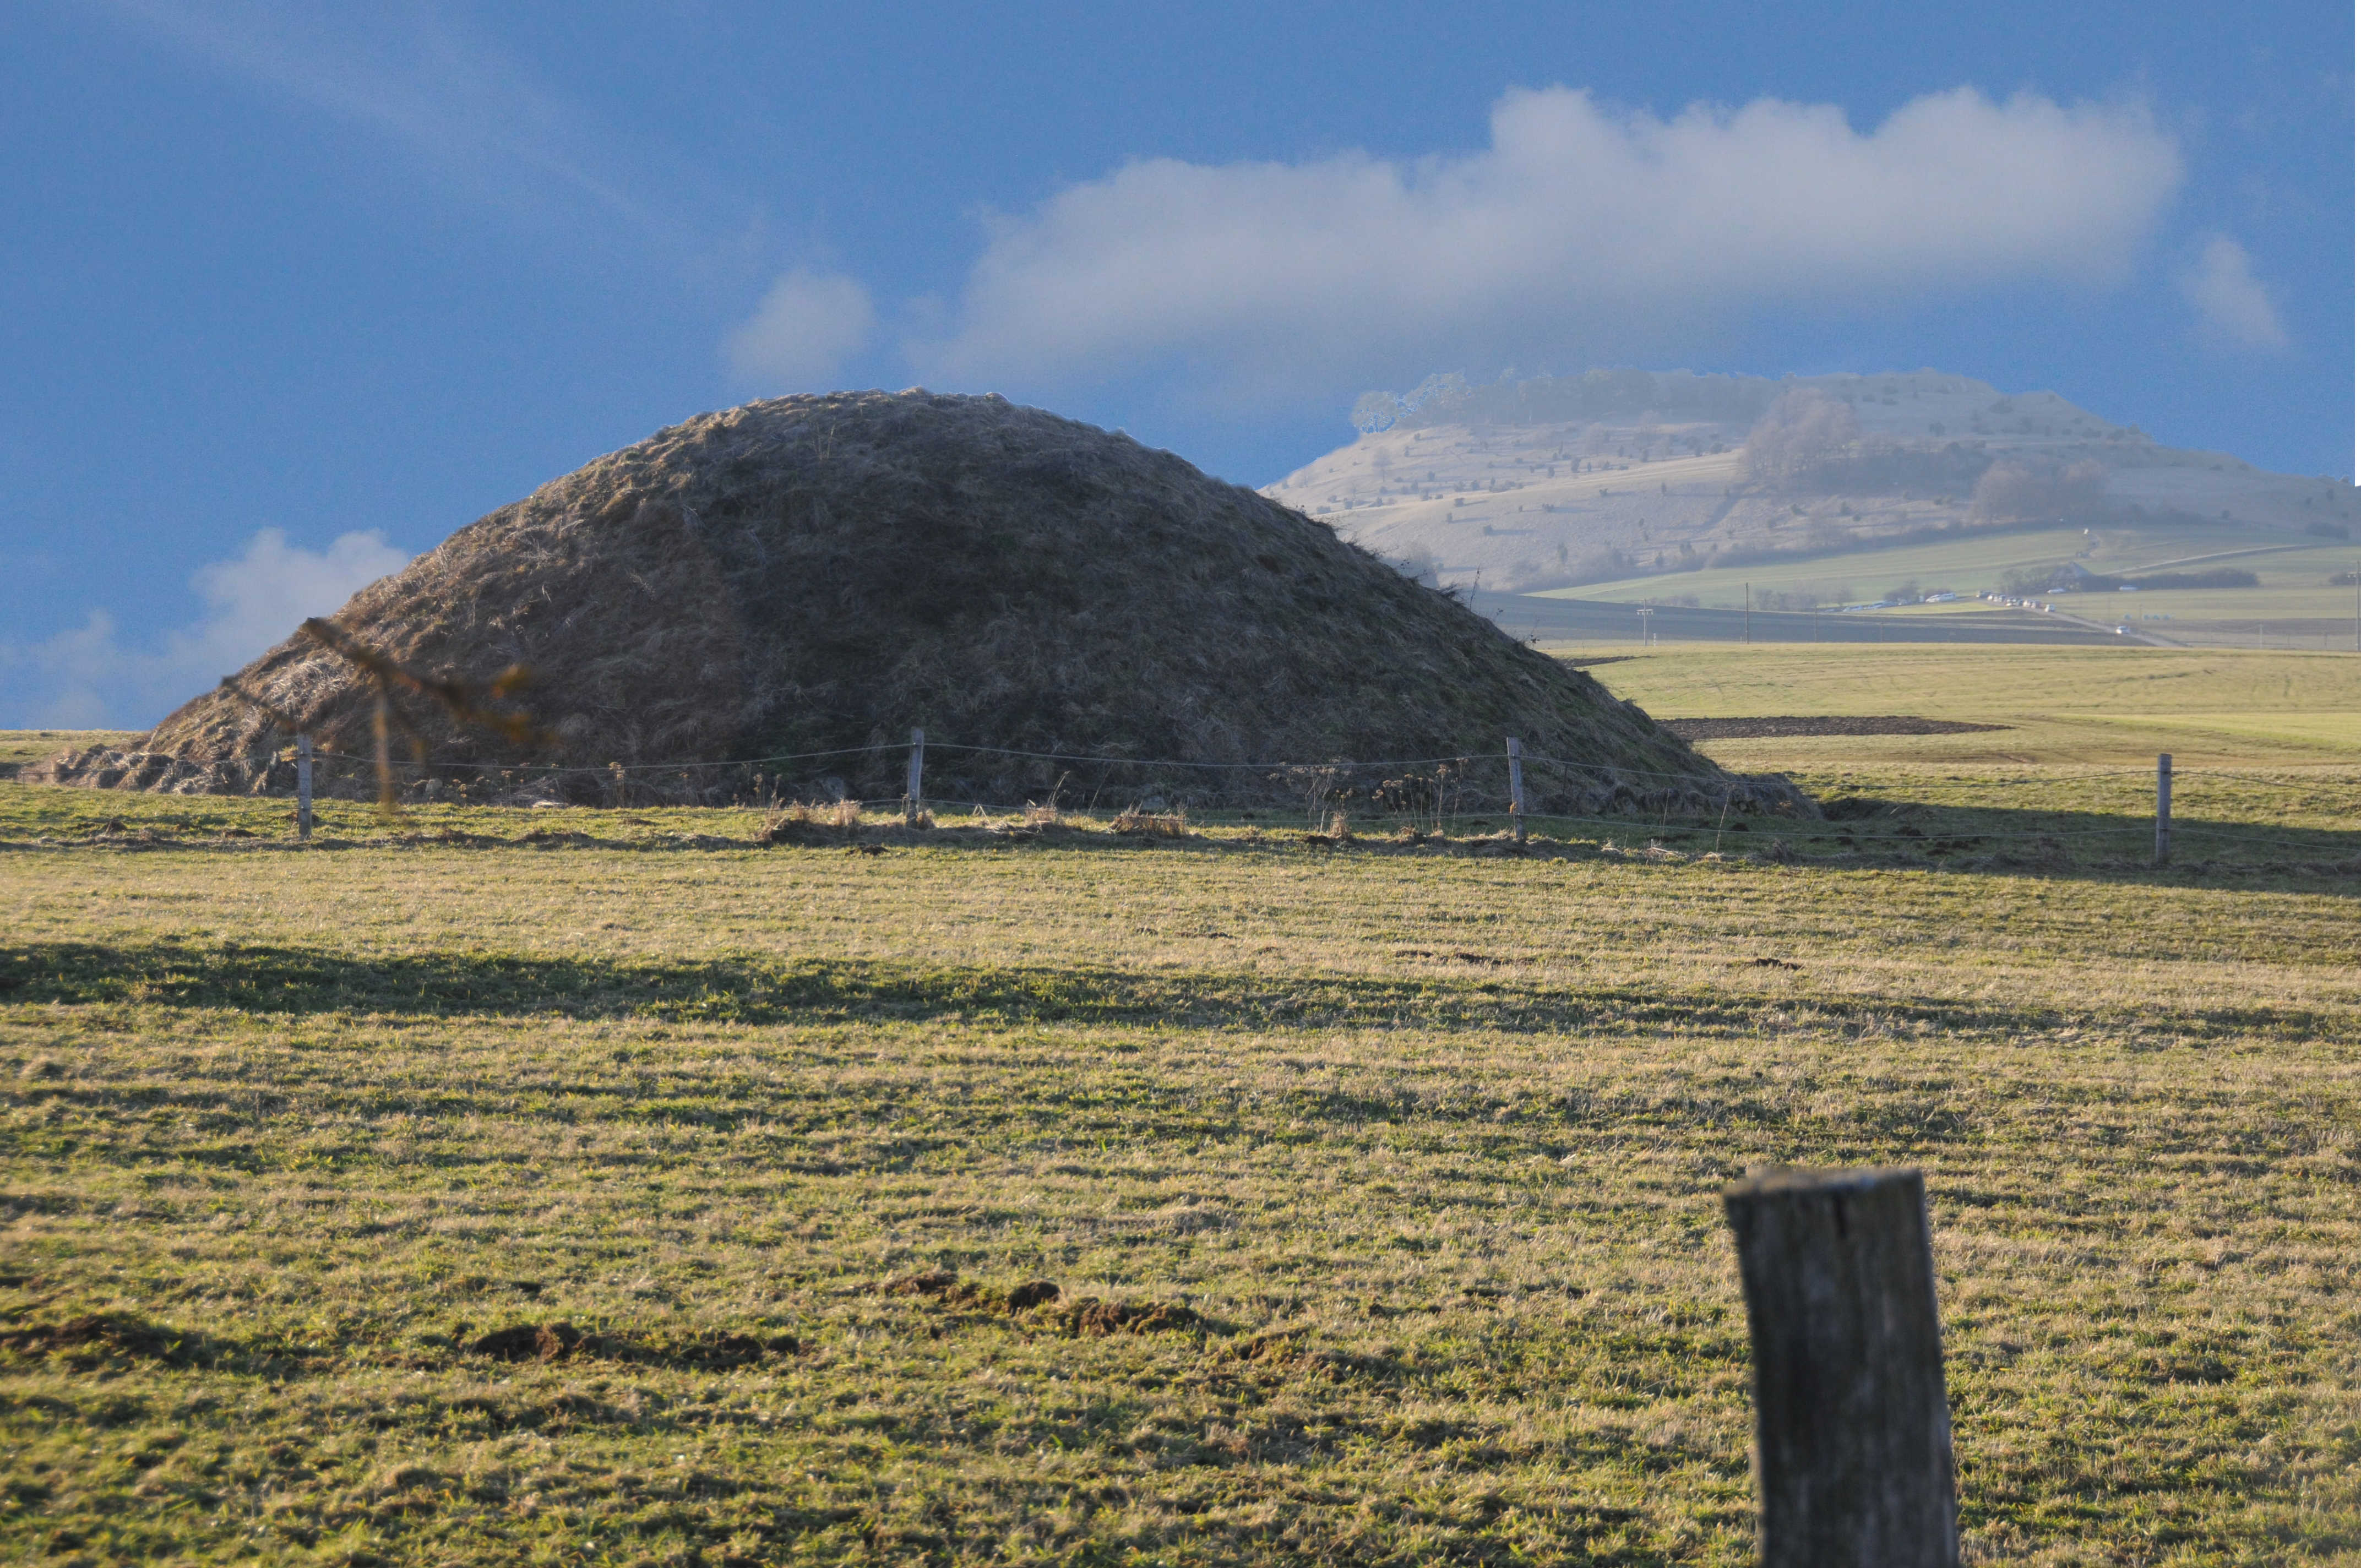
left=1662, top=716, right=2010, bottom=739
left=870, top=1268, right=1192, bottom=1336
left=1052, top=1298, right=1201, bottom=1337
left=465, top=1321, right=795, bottom=1368
left=30, top=391, right=1796, bottom=815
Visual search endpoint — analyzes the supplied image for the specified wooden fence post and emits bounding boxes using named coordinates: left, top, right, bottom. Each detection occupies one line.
left=297, top=734, right=313, bottom=842
left=1723, top=1166, right=1959, bottom=1568
left=372, top=692, right=393, bottom=815
left=1505, top=737, right=1525, bottom=843
left=2154, top=753, right=2172, bottom=867
left=905, top=728, right=926, bottom=824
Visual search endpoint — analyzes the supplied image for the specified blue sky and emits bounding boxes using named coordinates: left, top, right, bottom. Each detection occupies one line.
left=2, top=1, right=2351, bottom=726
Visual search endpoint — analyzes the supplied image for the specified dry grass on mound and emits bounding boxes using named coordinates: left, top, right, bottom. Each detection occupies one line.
left=36, top=393, right=1786, bottom=816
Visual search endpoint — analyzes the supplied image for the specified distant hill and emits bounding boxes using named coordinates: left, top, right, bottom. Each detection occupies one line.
left=1265, top=369, right=2357, bottom=596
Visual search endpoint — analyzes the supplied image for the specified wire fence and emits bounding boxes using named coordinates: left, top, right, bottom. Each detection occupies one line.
left=251, top=734, right=2358, bottom=867
left=105, top=616, right=2349, bottom=869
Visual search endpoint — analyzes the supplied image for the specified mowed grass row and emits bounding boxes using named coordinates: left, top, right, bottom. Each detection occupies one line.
left=4, top=779, right=2361, bottom=1567
left=1558, top=644, right=2361, bottom=773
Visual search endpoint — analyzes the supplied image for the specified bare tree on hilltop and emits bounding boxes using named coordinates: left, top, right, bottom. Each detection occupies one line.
left=1970, top=459, right=2107, bottom=523
left=1746, top=389, right=1861, bottom=487
left=1350, top=368, right=1773, bottom=433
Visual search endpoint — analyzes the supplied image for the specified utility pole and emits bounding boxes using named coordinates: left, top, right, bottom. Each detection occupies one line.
left=1506, top=737, right=1526, bottom=844
left=1744, top=581, right=1752, bottom=645
left=1637, top=606, right=1653, bottom=646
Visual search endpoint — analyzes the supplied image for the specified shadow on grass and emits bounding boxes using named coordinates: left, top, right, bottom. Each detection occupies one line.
left=1604, top=796, right=2361, bottom=890
left=7, top=794, right=2358, bottom=889
left=2, top=941, right=2336, bottom=1041
left=0, top=1312, right=249, bottom=1373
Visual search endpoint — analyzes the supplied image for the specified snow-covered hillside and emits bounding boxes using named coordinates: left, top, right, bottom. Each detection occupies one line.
left=1263, top=371, right=2353, bottom=592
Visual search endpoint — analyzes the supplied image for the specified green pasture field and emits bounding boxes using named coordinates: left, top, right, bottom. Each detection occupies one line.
left=3, top=663, right=2360, bottom=1566
left=1544, top=519, right=2361, bottom=643
left=1554, top=644, right=2361, bottom=773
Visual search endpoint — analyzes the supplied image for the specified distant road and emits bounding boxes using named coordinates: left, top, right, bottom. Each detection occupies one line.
left=1468, top=591, right=2134, bottom=646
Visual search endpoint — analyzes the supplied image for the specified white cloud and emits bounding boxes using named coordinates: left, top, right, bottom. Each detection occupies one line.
left=184, top=527, right=414, bottom=672
left=0, top=529, right=411, bottom=730
left=2178, top=234, right=2287, bottom=349
left=725, top=270, right=876, bottom=387
left=916, top=85, right=2183, bottom=396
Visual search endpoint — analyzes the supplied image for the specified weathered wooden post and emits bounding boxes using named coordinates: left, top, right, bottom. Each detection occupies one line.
left=905, top=728, right=925, bottom=825
left=1505, top=737, right=1526, bottom=843
left=372, top=691, right=393, bottom=815
left=1723, top=1166, right=1959, bottom=1568
left=2154, top=753, right=2172, bottom=867
left=296, top=734, right=313, bottom=842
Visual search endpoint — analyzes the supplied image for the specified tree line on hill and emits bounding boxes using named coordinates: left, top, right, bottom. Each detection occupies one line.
left=1353, top=368, right=1780, bottom=433
left=1356, top=375, right=2115, bottom=528
left=1748, top=388, right=2108, bottom=522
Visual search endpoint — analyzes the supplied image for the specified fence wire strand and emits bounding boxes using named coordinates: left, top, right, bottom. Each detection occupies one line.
left=279, top=740, right=2358, bottom=850
left=176, top=632, right=2357, bottom=864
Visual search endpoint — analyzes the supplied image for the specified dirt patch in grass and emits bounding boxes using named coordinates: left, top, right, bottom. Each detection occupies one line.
left=1049, top=1298, right=1202, bottom=1337
left=466, top=1321, right=797, bottom=1368
left=1392, top=947, right=1514, bottom=966
left=872, top=1271, right=1194, bottom=1336
left=876, top=1269, right=1064, bottom=1317
left=466, top=1322, right=579, bottom=1362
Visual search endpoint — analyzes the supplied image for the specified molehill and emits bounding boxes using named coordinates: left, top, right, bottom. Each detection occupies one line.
left=32, top=391, right=1798, bottom=816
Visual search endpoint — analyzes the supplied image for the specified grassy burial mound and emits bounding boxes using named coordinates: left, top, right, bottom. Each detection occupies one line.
left=31, top=391, right=1789, bottom=815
